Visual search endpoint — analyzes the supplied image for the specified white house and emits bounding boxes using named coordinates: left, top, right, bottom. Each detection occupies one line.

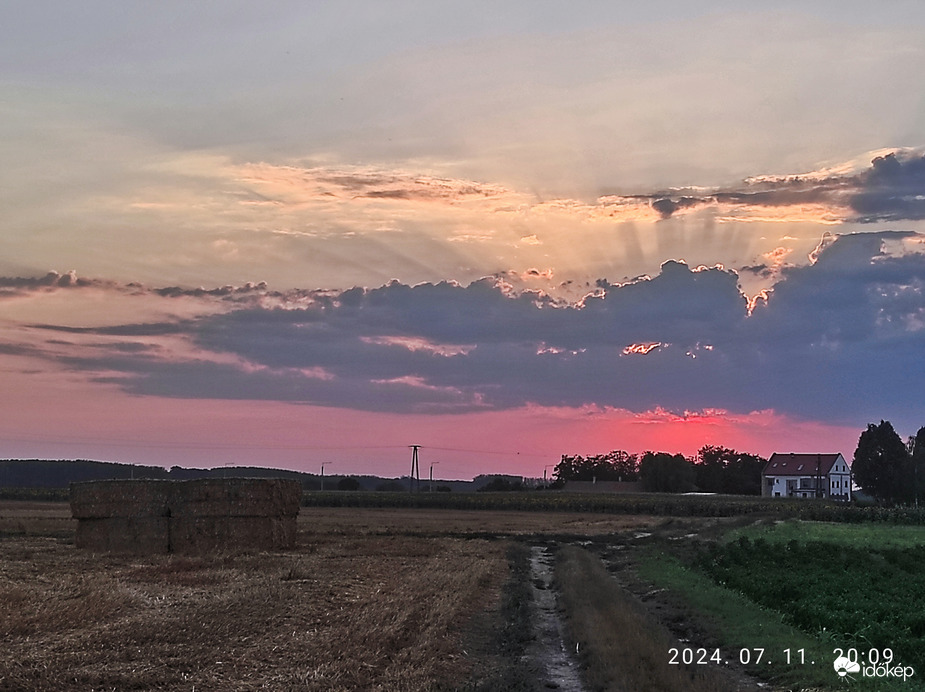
left=762, top=453, right=852, bottom=501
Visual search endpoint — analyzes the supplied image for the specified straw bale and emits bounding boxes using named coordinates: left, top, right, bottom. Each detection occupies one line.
left=75, top=517, right=169, bottom=554
left=70, top=478, right=302, bottom=554
left=170, top=516, right=297, bottom=553
left=169, top=478, right=302, bottom=517
left=70, top=479, right=170, bottom=519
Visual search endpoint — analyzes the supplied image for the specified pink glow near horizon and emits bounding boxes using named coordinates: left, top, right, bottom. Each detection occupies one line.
left=0, top=365, right=861, bottom=480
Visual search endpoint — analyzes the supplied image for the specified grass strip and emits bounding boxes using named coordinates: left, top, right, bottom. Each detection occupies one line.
left=724, top=518, right=925, bottom=549
left=459, top=542, right=540, bottom=691
left=555, top=544, right=741, bottom=692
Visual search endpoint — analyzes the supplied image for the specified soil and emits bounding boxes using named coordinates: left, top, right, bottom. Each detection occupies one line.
left=527, top=546, right=586, bottom=691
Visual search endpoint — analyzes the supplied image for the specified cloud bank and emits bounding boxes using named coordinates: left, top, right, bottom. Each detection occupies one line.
left=633, top=150, right=925, bottom=224
left=11, top=231, right=924, bottom=431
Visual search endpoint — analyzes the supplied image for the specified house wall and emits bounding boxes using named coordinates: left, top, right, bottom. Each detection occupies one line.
left=762, top=454, right=852, bottom=500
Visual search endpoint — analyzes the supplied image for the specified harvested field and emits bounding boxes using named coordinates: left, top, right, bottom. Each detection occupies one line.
left=1, top=502, right=796, bottom=691
left=0, top=500, right=74, bottom=537
left=0, top=504, right=513, bottom=691
left=298, top=506, right=658, bottom=538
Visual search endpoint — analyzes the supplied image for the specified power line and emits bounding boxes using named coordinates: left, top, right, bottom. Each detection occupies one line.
left=426, top=445, right=551, bottom=459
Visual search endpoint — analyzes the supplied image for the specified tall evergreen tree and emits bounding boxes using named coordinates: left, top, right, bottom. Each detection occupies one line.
left=853, top=420, right=911, bottom=503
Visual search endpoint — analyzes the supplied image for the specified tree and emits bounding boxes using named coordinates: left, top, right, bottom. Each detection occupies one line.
left=694, top=446, right=729, bottom=493
left=694, top=446, right=766, bottom=495
left=853, top=421, right=910, bottom=503
left=639, top=452, right=695, bottom=493
left=553, top=450, right=639, bottom=483
left=336, top=477, right=361, bottom=491
left=910, top=427, right=925, bottom=506
left=477, top=477, right=523, bottom=492
left=724, top=452, right=766, bottom=495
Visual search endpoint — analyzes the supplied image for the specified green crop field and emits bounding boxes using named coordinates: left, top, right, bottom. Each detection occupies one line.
left=637, top=520, right=925, bottom=691
left=725, top=518, right=925, bottom=549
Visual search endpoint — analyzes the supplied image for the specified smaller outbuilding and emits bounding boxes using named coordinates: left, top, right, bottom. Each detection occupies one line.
left=762, top=453, right=851, bottom=501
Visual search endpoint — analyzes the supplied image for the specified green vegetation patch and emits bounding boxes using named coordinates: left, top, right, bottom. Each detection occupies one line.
left=726, top=519, right=925, bottom=550
left=637, top=550, right=830, bottom=689
left=698, top=537, right=925, bottom=680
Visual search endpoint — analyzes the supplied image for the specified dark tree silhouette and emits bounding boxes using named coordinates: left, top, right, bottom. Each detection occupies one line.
left=694, top=446, right=766, bottom=495
left=639, top=452, right=695, bottom=493
left=853, top=420, right=910, bottom=503
left=336, top=477, right=361, bottom=491
left=910, top=426, right=925, bottom=505
left=554, top=450, right=639, bottom=482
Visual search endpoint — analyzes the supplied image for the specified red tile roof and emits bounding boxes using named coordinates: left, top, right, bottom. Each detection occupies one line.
left=763, top=453, right=845, bottom=476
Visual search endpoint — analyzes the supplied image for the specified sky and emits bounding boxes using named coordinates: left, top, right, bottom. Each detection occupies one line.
left=2, top=1, right=925, bottom=480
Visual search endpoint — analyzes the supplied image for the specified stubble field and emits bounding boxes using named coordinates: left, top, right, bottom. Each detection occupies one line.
left=0, top=502, right=657, bottom=691
left=5, top=499, right=919, bottom=691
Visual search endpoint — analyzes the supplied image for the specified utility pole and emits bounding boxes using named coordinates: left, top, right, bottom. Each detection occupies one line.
left=409, top=445, right=421, bottom=492
left=544, top=464, right=555, bottom=486
left=430, top=462, right=439, bottom=493
left=320, top=462, right=330, bottom=492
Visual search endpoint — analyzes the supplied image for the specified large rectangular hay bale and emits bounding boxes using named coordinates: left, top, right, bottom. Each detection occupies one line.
left=75, top=516, right=170, bottom=553
left=169, top=478, right=302, bottom=518
left=70, top=479, right=171, bottom=519
left=169, top=515, right=297, bottom=553
left=70, top=478, right=301, bottom=554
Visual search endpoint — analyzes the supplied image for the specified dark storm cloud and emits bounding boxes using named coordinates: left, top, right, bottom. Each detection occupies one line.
left=193, top=230, right=919, bottom=426
left=650, top=196, right=702, bottom=219
left=12, top=232, right=925, bottom=426
left=152, top=282, right=268, bottom=299
left=0, top=270, right=123, bottom=296
left=849, top=152, right=925, bottom=222
left=632, top=151, right=925, bottom=223
left=29, top=323, right=186, bottom=337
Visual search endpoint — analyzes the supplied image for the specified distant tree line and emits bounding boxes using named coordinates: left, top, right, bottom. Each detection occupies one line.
left=0, top=459, right=410, bottom=493
left=554, top=446, right=766, bottom=494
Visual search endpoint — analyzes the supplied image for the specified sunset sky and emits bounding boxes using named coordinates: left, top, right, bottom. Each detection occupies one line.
left=2, top=2, right=925, bottom=480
